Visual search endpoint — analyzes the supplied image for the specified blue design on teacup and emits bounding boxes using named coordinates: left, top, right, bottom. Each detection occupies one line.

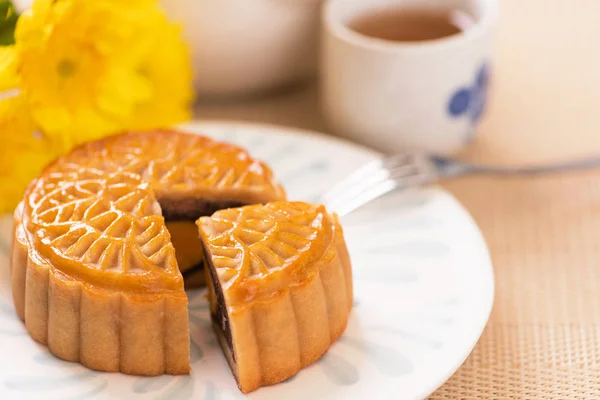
left=448, top=63, right=490, bottom=124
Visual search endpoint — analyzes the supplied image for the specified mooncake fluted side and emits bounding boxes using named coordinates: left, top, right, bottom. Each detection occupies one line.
left=11, top=221, right=190, bottom=376
left=227, top=221, right=354, bottom=393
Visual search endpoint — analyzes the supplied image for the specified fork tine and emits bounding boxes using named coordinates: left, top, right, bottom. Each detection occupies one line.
left=328, top=172, right=433, bottom=216
left=323, top=162, right=421, bottom=207
left=320, top=153, right=414, bottom=203
left=333, top=180, right=398, bottom=216
left=320, top=159, right=385, bottom=201
left=321, top=168, right=389, bottom=204
left=325, top=171, right=413, bottom=212
left=322, top=153, right=437, bottom=215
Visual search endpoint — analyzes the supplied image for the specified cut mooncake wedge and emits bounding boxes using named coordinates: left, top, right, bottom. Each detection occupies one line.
left=10, top=129, right=285, bottom=375
left=197, top=201, right=353, bottom=393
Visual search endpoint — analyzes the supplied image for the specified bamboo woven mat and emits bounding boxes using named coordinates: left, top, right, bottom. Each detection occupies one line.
left=196, top=0, right=600, bottom=397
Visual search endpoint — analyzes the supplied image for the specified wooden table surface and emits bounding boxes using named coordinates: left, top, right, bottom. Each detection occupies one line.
left=196, top=0, right=600, bottom=397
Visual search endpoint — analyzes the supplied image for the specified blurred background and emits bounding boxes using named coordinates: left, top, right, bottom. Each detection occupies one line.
left=195, top=0, right=600, bottom=164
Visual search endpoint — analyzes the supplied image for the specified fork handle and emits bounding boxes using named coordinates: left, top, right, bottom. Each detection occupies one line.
left=433, top=155, right=600, bottom=177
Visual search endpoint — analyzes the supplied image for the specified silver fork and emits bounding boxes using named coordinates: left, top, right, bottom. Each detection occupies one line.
left=319, top=153, right=600, bottom=216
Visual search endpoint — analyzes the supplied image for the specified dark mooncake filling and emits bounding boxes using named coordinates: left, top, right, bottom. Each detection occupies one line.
left=181, top=261, right=204, bottom=279
left=204, top=245, right=236, bottom=362
left=159, top=198, right=244, bottom=221
left=181, top=261, right=205, bottom=290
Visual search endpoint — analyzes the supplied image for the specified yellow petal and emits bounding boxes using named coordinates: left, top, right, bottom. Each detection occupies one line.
left=0, top=46, right=19, bottom=91
left=0, top=94, right=62, bottom=213
left=95, top=65, right=153, bottom=120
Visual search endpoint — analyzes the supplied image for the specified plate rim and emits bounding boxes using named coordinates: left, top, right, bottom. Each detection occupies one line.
left=183, top=119, right=382, bottom=157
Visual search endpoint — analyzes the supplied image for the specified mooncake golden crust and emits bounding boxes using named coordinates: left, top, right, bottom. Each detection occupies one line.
left=11, top=129, right=286, bottom=376
left=58, top=129, right=285, bottom=204
left=197, top=202, right=353, bottom=393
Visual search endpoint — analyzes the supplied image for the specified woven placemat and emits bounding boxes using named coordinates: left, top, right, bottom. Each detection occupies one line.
left=437, top=173, right=600, bottom=398
left=196, top=1, right=600, bottom=397
left=432, top=0, right=600, bottom=397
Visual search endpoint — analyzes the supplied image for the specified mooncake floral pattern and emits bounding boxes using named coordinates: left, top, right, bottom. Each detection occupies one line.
left=0, top=122, right=494, bottom=400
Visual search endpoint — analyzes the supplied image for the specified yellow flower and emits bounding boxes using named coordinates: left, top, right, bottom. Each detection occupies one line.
left=0, top=0, right=193, bottom=212
left=15, top=0, right=193, bottom=146
left=0, top=94, right=63, bottom=213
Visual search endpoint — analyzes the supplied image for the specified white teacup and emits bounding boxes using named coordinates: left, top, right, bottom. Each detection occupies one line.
left=321, top=0, right=499, bottom=155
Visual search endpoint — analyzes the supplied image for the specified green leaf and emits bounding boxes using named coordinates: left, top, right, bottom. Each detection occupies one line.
left=0, top=1, right=18, bottom=46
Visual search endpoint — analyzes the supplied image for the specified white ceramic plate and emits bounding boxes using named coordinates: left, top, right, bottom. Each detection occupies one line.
left=0, top=121, right=494, bottom=400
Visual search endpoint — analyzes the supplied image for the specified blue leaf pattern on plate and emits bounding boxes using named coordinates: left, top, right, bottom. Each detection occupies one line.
left=33, top=352, right=76, bottom=367
left=154, top=377, right=194, bottom=400
left=368, top=325, right=443, bottom=349
left=64, top=381, right=109, bottom=400
left=341, top=338, right=414, bottom=377
left=5, top=371, right=98, bottom=391
left=319, top=352, right=360, bottom=385
left=353, top=266, right=418, bottom=283
left=132, top=376, right=172, bottom=394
